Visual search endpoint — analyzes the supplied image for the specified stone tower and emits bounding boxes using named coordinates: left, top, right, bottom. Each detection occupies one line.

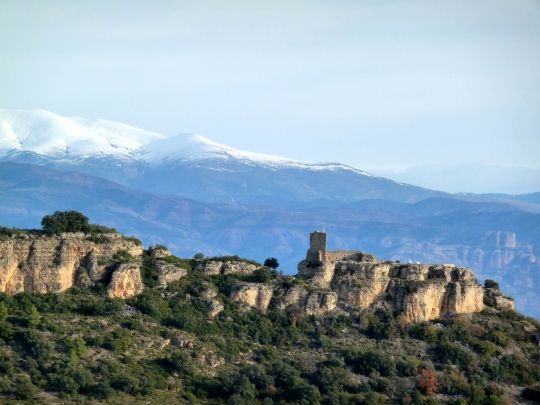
left=306, top=231, right=326, bottom=261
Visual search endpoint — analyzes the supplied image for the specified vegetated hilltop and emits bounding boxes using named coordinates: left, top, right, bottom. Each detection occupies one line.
left=0, top=216, right=539, bottom=404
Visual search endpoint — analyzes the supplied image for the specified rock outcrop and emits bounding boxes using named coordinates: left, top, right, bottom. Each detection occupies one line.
left=230, top=282, right=273, bottom=313
left=154, top=262, right=187, bottom=288
left=195, top=260, right=258, bottom=276
left=0, top=232, right=143, bottom=294
left=279, top=286, right=339, bottom=316
left=107, top=263, right=145, bottom=299
left=148, top=245, right=171, bottom=259
left=484, top=287, right=515, bottom=311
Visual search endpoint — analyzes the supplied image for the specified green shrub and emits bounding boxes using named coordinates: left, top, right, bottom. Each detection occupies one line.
left=344, top=349, right=397, bottom=377
left=498, top=354, right=539, bottom=385
left=113, top=250, right=137, bottom=264
left=19, top=330, right=54, bottom=360
left=0, top=302, right=8, bottom=322
left=14, top=378, right=39, bottom=400
left=430, top=341, right=474, bottom=367
left=123, top=235, right=143, bottom=246
left=169, top=349, right=195, bottom=376
left=112, top=373, right=140, bottom=395
left=475, top=341, right=498, bottom=357
left=103, top=329, right=132, bottom=353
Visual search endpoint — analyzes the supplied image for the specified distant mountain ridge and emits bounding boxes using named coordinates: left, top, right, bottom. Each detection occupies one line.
left=0, top=108, right=450, bottom=205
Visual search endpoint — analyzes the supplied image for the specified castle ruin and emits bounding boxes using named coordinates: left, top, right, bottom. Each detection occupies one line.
left=305, top=230, right=376, bottom=263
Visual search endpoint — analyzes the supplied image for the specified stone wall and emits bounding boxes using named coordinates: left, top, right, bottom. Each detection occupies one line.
left=325, top=250, right=377, bottom=262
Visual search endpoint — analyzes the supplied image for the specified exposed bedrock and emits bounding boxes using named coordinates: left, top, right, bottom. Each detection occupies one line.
left=195, top=260, right=259, bottom=276
left=107, top=263, right=145, bottom=299
left=0, top=233, right=143, bottom=295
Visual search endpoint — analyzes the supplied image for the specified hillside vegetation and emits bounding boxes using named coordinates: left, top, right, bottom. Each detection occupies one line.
left=0, top=247, right=539, bottom=405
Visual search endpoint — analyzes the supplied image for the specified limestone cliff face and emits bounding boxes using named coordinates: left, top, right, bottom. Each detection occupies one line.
left=107, top=263, right=145, bottom=299
left=230, top=282, right=273, bottom=313
left=278, top=286, right=339, bottom=316
left=329, top=261, right=484, bottom=322
left=0, top=233, right=143, bottom=294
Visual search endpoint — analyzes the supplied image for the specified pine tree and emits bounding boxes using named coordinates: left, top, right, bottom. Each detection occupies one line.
left=0, top=302, right=8, bottom=322
left=27, top=305, right=41, bottom=328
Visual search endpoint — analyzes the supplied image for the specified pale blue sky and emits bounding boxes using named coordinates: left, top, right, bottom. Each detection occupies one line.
left=1, top=1, right=539, bottom=192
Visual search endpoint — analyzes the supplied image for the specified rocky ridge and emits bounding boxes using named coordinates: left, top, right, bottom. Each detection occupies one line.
left=0, top=230, right=506, bottom=324
left=227, top=232, right=490, bottom=323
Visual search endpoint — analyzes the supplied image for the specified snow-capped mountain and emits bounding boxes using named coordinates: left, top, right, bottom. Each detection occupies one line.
left=0, top=108, right=448, bottom=205
left=0, top=108, right=375, bottom=174
left=0, top=109, right=164, bottom=160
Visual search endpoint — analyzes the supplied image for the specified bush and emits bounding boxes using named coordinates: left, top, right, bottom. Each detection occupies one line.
left=207, top=255, right=261, bottom=267
left=170, top=349, right=195, bottom=376
left=344, top=349, right=397, bottom=377
left=19, top=330, right=54, bottom=360
left=48, top=373, right=79, bottom=396
left=417, top=368, right=440, bottom=396
left=476, top=341, right=498, bottom=357
left=498, top=354, right=539, bottom=385
left=250, top=267, right=277, bottom=283
left=485, top=280, right=500, bottom=290
left=523, top=384, right=540, bottom=402
left=430, top=341, right=474, bottom=367
left=113, top=250, right=137, bottom=264
left=112, top=373, right=140, bottom=395
left=14, top=378, right=39, bottom=400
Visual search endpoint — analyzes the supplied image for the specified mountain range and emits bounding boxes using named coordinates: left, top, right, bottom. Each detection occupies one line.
left=0, top=108, right=539, bottom=318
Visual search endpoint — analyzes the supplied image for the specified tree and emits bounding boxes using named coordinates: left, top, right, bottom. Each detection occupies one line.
left=264, top=257, right=279, bottom=270
left=485, top=280, right=500, bottom=290
left=0, top=302, right=8, bottom=322
left=417, top=368, right=439, bottom=396
left=27, top=305, right=41, bottom=328
left=41, top=211, right=90, bottom=234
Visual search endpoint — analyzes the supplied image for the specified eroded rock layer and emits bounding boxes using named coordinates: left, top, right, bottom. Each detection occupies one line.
left=0, top=233, right=142, bottom=295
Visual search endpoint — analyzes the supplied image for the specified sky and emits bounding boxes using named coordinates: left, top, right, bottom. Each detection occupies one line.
left=1, top=0, right=540, bottom=193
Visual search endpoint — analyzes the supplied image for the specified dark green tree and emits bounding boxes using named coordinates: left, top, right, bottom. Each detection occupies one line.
left=41, top=211, right=90, bottom=234
left=0, top=302, right=8, bottom=322
left=264, top=257, right=279, bottom=270
left=484, top=279, right=500, bottom=290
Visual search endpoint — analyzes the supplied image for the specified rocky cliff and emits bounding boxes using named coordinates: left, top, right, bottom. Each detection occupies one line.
left=0, top=231, right=496, bottom=323
left=0, top=232, right=143, bottom=297
left=231, top=253, right=487, bottom=323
